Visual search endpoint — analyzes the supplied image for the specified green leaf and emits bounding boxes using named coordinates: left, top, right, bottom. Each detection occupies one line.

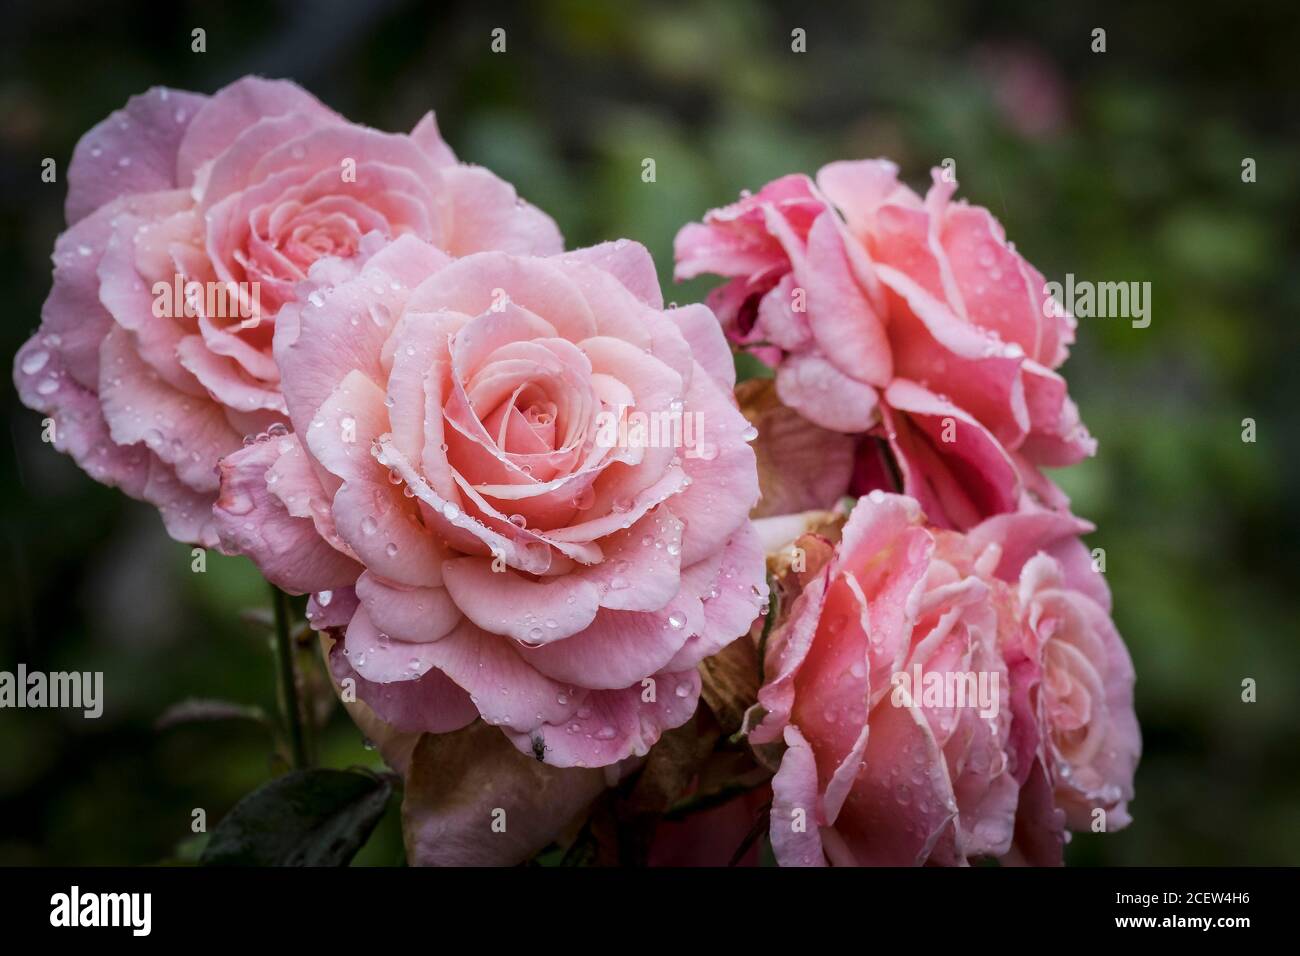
left=200, top=768, right=392, bottom=866
left=161, top=832, right=210, bottom=866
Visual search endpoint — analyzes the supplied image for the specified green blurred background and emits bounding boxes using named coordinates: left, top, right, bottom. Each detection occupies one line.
left=1, top=0, right=1296, bottom=865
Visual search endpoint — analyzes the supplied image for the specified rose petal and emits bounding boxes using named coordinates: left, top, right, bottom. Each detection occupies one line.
left=214, top=435, right=362, bottom=593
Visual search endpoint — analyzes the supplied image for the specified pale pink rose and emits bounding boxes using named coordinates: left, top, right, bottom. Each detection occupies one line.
left=753, top=493, right=1020, bottom=866
left=958, top=510, right=1140, bottom=863
left=13, top=76, right=560, bottom=545
left=214, top=235, right=768, bottom=768
left=675, top=162, right=1094, bottom=530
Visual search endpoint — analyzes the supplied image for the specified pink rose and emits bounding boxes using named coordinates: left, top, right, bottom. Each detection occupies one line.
left=754, top=493, right=1020, bottom=865
left=13, top=76, right=560, bottom=545
left=675, top=162, right=1094, bottom=530
left=214, top=235, right=768, bottom=768
left=958, top=510, right=1140, bottom=863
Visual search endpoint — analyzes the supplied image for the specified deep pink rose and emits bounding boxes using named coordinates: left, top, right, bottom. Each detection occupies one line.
left=958, top=510, right=1140, bottom=863
left=754, top=493, right=1020, bottom=865
left=675, top=162, right=1094, bottom=530
left=14, top=76, right=560, bottom=545
left=214, top=235, right=768, bottom=768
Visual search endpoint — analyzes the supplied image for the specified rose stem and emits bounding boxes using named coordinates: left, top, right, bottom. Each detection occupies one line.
left=270, top=584, right=310, bottom=769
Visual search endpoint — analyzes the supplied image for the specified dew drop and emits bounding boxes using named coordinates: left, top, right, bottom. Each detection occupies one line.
left=20, top=351, right=49, bottom=375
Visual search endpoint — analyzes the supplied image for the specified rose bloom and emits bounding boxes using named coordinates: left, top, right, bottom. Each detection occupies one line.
left=754, top=493, right=1019, bottom=866
left=675, top=162, right=1094, bottom=530
left=213, top=235, right=768, bottom=768
left=13, top=76, right=559, bottom=545
left=955, top=509, right=1140, bottom=863
left=754, top=498, right=1138, bottom=866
